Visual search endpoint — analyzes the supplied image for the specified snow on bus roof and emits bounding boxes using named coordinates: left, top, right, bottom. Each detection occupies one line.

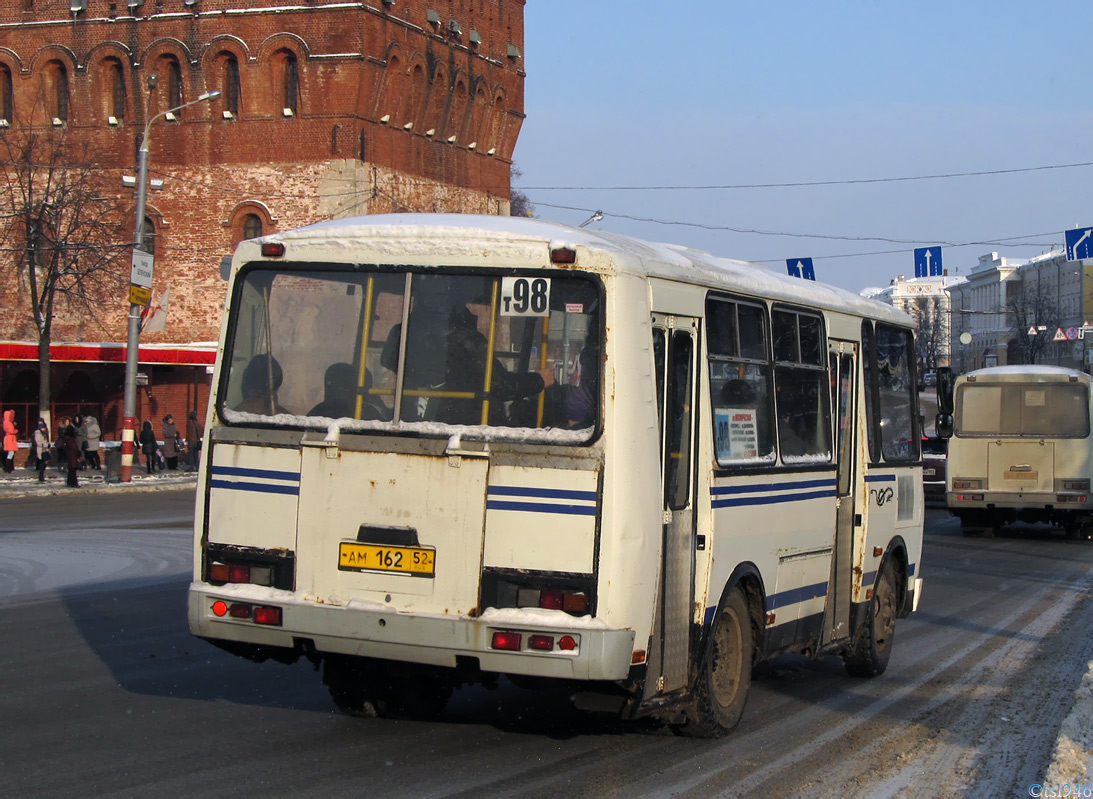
left=261, top=213, right=909, bottom=324
left=962, top=365, right=1090, bottom=380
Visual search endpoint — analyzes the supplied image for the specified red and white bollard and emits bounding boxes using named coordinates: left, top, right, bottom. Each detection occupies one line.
left=120, top=415, right=135, bottom=483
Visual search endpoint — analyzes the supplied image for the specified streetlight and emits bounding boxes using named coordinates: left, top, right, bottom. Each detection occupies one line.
left=120, top=82, right=220, bottom=482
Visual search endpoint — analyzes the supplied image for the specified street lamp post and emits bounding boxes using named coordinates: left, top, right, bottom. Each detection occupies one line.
left=120, top=85, right=220, bottom=482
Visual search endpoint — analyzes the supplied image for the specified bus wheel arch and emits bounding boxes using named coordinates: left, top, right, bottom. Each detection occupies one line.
left=674, top=566, right=764, bottom=738
left=844, top=543, right=904, bottom=678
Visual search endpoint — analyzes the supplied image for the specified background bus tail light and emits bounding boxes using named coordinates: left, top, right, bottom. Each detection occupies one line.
left=952, top=479, right=982, bottom=490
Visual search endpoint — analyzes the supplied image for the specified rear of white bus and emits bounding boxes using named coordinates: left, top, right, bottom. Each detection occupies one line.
left=947, top=367, right=1093, bottom=537
left=187, top=223, right=637, bottom=716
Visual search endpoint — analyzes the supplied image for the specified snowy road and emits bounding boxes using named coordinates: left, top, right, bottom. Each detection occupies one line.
left=0, top=494, right=1090, bottom=797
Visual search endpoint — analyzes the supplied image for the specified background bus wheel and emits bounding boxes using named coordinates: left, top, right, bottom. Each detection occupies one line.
left=674, top=588, right=753, bottom=738
left=844, top=561, right=897, bottom=678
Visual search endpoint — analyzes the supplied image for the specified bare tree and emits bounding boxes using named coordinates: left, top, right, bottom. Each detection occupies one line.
left=1007, top=282, right=1061, bottom=365
left=508, top=164, right=535, bottom=218
left=908, top=296, right=944, bottom=373
left=0, top=126, right=129, bottom=426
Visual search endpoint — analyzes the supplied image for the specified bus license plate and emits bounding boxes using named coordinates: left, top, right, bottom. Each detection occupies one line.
left=338, top=542, right=435, bottom=577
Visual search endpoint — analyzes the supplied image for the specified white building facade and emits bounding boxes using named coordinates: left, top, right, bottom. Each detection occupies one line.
left=946, top=250, right=1086, bottom=374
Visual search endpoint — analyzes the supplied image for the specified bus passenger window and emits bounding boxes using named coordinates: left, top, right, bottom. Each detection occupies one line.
left=706, top=296, right=775, bottom=466
left=772, top=308, right=831, bottom=464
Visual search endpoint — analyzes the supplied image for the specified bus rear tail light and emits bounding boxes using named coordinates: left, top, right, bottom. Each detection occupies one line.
left=952, top=479, right=982, bottom=490
left=253, top=606, right=283, bottom=626
left=517, top=588, right=588, bottom=615
left=528, top=634, right=554, bottom=651
left=261, top=242, right=285, bottom=257
left=209, top=600, right=282, bottom=626
left=492, top=632, right=522, bottom=651
left=207, top=561, right=274, bottom=587
left=1062, top=479, right=1090, bottom=491
left=1057, top=494, right=1087, bottom=503
left=955, top=494, right=984, bottom=501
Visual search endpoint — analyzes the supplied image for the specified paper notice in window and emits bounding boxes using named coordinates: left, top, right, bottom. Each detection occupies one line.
left=715, top=407, right=759, bottom=460
left=1024, top=390, right=1046, bottom=407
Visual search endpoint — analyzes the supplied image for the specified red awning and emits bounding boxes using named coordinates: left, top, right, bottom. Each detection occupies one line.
left=0, top=341, right=216, bottom=366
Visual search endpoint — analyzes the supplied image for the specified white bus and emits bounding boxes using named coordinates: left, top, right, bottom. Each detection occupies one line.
left=188, top=214, right=925, bottom=736
left=944, top=365, right=1093, bottom=539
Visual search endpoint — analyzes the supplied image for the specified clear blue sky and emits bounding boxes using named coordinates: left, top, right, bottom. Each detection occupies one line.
left=513, top=1, right=1092, bottom=294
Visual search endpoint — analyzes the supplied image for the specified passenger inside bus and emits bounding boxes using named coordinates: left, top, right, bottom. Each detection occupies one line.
left=235, top=354, right=290, bottom=415
left=308, top=363, right=391, bottom=421
left=437, top=305, right=555, bottom=426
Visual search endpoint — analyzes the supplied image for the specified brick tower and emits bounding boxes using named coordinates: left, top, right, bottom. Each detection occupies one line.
left=0, top=0, right=526, bottom=439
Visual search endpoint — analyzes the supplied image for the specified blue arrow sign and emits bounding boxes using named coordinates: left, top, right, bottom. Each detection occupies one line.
left=1065, top=227, right=1093, bottom=261
left=787, top=258, right=815, bottom=281
left=914, top=246, right=943, bottom=278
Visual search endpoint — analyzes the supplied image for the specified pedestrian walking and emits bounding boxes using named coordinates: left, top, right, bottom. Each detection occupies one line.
left=83, top=415, right=102, bottom=470
left=54, top=417, right=70, bottom=474
left=162, top=414, right=181, bottom=470
left=62, top=423, right=81, bottom=487
left=32, top=418, right=51, bottom=482
left=73, top=414, right=87, bottom=469
left=2, top=409, right=17, bottom=473
left=186, top=411, right=204, bottom=471
left=138, top=420, right=158, bottom=474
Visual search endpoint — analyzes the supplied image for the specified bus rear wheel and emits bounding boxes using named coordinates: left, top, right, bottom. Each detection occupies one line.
left=844, top=561, right=897, bottom=678
left=324, top=657, right=453, bottom=720
left=674, top=588, right=753, bottom=738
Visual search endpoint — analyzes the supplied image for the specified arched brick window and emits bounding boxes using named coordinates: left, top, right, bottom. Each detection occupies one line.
left=46, top=60, right=70, bottom=122
left=217, top=52, right=241, bottom=117
left=403, top=63, right=425, bottom=127
left=471, top=83, right=489, bottom=146
left=275, top=50, right=298, bottom=115
left=165, top=57, right=183, bottom=110
left=0, top=64, right=13, bottom=124
left=424, top=65, right=449, bottom=136
left=140, top=216, right=156, bottom=256
left=489, top=95, right=507, bottom=154
left=106, top=58, right=126, bottom=121
left=449, top=78, right=468, bottom=143
left=383, top=54, right=404, bottom=121
left=243, top=214, right=262, bottom=240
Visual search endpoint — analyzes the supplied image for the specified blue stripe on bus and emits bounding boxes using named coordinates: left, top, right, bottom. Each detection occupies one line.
left=210, top=479, right=300, bottom=496
left=487, top=485, right=597, bottom=502
left=711, top=478, right=836, bottom=496
left=486, top=500, right=597, bottom=516
left=210, top=466, right=300, bottom=482
left=864, top=474, right=896, bottom=483
left=712, top=489, right=837, bottom=509
left=767, top=580, right=829, bottom=611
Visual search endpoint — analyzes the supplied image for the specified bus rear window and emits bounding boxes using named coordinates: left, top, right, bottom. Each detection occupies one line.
left=220, top=267, right=601, bottom=441
left=956, top=383, right=1089, bottom=437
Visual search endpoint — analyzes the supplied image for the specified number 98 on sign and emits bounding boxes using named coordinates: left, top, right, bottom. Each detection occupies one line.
left=500, top=277, right=551, bottom=317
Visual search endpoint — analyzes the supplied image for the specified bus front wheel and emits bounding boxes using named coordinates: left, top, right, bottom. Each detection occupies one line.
left=844, top=561, right=897, bottom=678
left=674, top=588, right=753, bottom=738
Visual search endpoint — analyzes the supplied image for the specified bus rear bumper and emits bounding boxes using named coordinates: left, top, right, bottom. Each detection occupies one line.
left=188, top=583, right=636, bottom=681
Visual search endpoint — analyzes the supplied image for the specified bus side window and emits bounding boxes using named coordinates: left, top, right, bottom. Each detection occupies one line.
left=772, top=308, right=832, bottom=463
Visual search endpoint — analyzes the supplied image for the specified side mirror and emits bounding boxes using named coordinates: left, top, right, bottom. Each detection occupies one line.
left=936, top=367, right=955, bottom=415
left=935, top=412, right=954, bottom=439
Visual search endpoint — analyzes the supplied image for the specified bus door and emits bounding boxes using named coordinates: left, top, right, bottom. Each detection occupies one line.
left=650, top=316, right=698, bottom=694
left=822, top=342, right=857, bottom=645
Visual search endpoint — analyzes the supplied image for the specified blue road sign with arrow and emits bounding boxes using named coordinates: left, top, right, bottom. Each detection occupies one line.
left=787, top=258, right=815, bottom=281
left=914, top=246, right=943, bottom=278
left=1065, top=227, right=1093, bottom=261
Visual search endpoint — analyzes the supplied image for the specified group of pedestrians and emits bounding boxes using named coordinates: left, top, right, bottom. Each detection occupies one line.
left=138, top=412, right=203, bottom=475
left=1, top=408, right=204, bottom=487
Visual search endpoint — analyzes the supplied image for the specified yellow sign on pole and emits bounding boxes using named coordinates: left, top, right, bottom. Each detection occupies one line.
left=129, top=284, right=151, bottom=306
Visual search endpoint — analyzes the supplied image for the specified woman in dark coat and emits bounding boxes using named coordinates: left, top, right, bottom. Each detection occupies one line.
left=63, top=424, right=81, bottom=488
left=162, top=415, right=181, bottom=470
left=138, top=420, right=158, bottom=474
